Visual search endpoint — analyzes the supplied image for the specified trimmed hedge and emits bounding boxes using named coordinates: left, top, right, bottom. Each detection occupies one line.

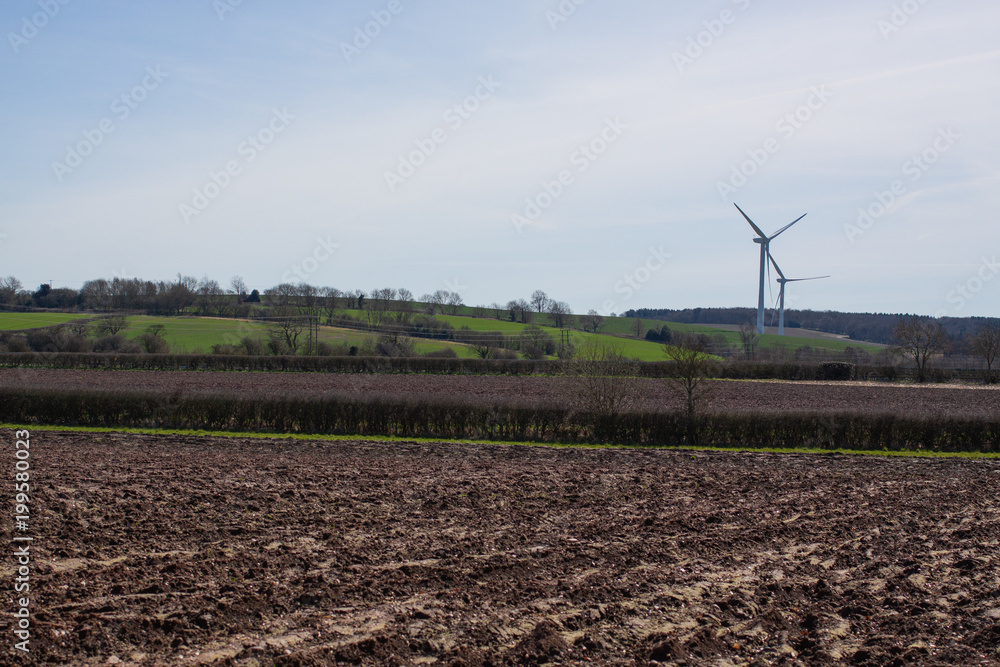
left=0, top=352, right=982, bottom=382
left=2, top=387, right=998, bottom=453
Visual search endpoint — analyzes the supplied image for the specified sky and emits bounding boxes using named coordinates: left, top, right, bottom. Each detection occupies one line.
left=2, top=0, right=999, bottom=319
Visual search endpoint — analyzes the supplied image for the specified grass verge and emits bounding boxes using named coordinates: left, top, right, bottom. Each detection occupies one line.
left=5, top=422, right=999, bottom=460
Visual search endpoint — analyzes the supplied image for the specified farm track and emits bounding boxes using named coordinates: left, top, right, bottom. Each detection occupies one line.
left=1, top=431, right=999, bottom=665
left=2, top=369, right=1000, bottom=418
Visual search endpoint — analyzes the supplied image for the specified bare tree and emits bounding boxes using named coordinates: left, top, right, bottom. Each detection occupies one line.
left=0, top=276, right=22, bottom=304
left=891, top=316, right=949, bottom=382
left=490, top=302, right=505, bottom=320
left=971, top=320, right=1000, bottom=384
left=632, top=317, right=644, bottom=338
left=366, top=288, right=396, bottom=328
left=93, top=315, right=130, bottom=337
left=298, top=283, right=318, bottom=311
left=397, top=288, right=413, bottom=310
left=518, top=325, right=556, bottom=359
left=67, top=319, right=91, bottom=336
left=664, top=335, right=717, bottom=443
left=446, top=291, right=464, bottom=315
left=507, top=299, right=532, bottom=324
left=80, top=279, right=111, bottom=310
left=196, top=277, right=223, bottom=316
left=320, top=287, right=341, bottom=323
left=155, top=275, right=196, bottom=315
left=547, top=300, right=572, bottom=328
left=267, top=306, right=304, bottom=354
left=421, top=290, right=448, bottom=314
left=264, top=283, right=298, bottom=309
left=212, top=289, right=232, bottom=318
left=230, top=276, right=248, bottom=303
left=469, top=331, right=505, bottom=359
left=530, top=290, right=550, bottom=314
left=571, top=339, right=639, bottom=417
left=343, top=289, right=360, bottom=309
left=582, top=309, right=604, bottom=333
left=738, top=322, right=759, bottom=360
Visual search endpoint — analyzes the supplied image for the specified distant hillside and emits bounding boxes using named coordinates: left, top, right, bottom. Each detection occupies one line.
left=624, top=307, right=998, bottom=346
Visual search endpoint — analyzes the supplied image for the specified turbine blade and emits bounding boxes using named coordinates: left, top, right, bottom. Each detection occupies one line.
left=767, top=251, right=785, bottom=280
left=785, top=276, right=830, bottom=282
left=734, top=203, right=767, bottom=239
left=770, top=213, right=807, bottom=239
left=765, top=250, right=773, bottom=308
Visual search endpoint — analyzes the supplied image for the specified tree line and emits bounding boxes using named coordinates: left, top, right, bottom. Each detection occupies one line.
left=0, top=276, right=592, bottom=327
left=625, top=306, right=995, bottom=347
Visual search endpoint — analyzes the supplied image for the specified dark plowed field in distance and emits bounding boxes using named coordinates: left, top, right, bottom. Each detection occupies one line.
left=3, top=369, right=1000, bottom=418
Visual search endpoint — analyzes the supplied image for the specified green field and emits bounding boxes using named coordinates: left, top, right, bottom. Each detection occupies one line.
left=435, top=314, right=533, bottom=333
left=432, top=314, right=667, bottom=360
left=123, top=316, right=268, bottom=353
left=129, top=311, right=873, bottom=360
left=2, top=308, right=881, bottom=359
left=434, top=312, right=878, bottom=358
left=313, top=321, right=479, bottom=358
left=0, top=312, right=93, bottom=330
left=121, top=316, right=479, bottom=357
left=594, top=316, right=880, bottom=353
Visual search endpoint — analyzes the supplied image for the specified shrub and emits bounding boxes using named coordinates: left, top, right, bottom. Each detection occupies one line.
left=92, top=335, right=142, bottom=354
left=931, top=367, right=954, bottom=383
left=518, top=325, right=555, bottom=359
left=240, top=336, right=265, bottom=356
left=375, top=334, right=415, bottom=357
left=644, top=325, right=673, bottom=343
left=58, top=332, right=92, bottom=353
left=5, top=336, right=29, bottom=353
left=819, top=362, right=854, bottom=381
left=137, top=326, right=170, bottom=354
left=26, top=330, right=57, bottom=351
left=267, top=338, right=292, bottom=356
left=25, top=328, right=92, bottom=354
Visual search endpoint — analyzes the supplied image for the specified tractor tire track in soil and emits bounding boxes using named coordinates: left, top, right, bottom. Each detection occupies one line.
left=1, top=430, right=998, bottom=665
left=3, top=369, right=1000, bottom=418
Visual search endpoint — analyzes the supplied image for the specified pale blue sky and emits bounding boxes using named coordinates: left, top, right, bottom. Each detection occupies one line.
left=2, top=1, right=998, bottom=317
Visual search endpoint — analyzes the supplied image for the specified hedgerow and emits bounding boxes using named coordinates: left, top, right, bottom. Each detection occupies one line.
left=0, top=352, right=983, bottom=382
left=2, top=387, right=997, bottom=452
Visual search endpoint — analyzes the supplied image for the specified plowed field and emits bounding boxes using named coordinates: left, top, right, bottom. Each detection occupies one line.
left=3, top=369, right=1000, bottom=418
left=3, top=430, right=999, bottom=665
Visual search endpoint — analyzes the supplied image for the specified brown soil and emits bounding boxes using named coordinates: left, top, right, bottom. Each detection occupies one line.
left=2, top=369, right=999, bottom=418
left=2, top=430, right=999, bottom=665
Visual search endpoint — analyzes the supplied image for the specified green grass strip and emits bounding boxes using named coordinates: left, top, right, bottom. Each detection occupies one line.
left=4, top=422, right=999, bottom=460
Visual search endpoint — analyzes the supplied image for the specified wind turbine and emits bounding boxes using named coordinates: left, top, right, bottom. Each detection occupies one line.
left=768, top=254, right=829, bottom=336
left=734, top=203, right=806, bottom=334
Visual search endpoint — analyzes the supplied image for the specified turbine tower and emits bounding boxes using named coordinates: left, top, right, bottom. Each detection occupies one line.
left=734, top=203, right=806, bottom=334
left=768, top=254, right=829, bottom=336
